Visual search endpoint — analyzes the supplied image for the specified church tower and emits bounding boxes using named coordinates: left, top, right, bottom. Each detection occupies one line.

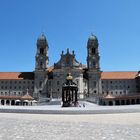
left=35, top=34, right=49, bottom=70
left=87, top=34, right=102, bottom=98
left=34, top=34, right=49, bottom=101
left=87, top=34, right=100, bottom=70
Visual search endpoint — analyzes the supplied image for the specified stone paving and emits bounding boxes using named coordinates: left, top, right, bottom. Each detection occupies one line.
left=1, top=102, right=140, bottom=114
left=0, top=113, right=140, bottom=140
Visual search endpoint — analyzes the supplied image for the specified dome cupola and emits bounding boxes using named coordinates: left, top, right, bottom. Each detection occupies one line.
left=88, top=34, right=98, bottom=42
left=37, top=33, right=48, bottom=45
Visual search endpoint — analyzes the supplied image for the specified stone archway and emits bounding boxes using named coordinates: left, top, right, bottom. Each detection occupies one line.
left=115, top=100, right=120, bottom=105
left=121, top=100, right=125, bottom=105
left=126, top=100, right=130, bottom=105
left=6, top=100, right=10, bottom=105
left=131, top=99, right=135, bottom=104
left=23, top=101, right=28, bottom=106
left=1, top=100, right=4, bottom=105
left=136, top=99, right=140, bottom=104
left=109, top=101, right=113, bottom=106
left=11, top=100, right=15, bottom=105
left=103, top=101, right=106, bottom=105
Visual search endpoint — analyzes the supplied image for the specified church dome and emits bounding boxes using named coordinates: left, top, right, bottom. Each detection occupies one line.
left=37, top=33, right=46, bottom=41
left=88, top=34, right=98, bottom=41
left=37, top=33, right=48, bottom=45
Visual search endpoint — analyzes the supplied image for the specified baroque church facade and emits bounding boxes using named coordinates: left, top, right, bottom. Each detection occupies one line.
left=0, top=34, right=140, bottom=106
left=34, top=34, right=101, bottom=101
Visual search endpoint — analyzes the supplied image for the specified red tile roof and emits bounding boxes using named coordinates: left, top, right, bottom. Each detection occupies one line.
left=0, top=72, right=34, bottom=80
left=0, top=94, right=34, bottom=100
left=0, top=71, right=138, bottom=80
left=102, top=94, right=140, bottom=100
left=0, top=96, right=21, bottom=99
left=101, top=72, right=137, bottom=80
left=21, top=94, right=34, bottom=100
left=103, top=94, right=115, bottom=99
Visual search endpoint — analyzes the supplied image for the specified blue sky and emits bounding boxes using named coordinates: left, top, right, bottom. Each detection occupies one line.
left=0, top=0, right=140, bottom=72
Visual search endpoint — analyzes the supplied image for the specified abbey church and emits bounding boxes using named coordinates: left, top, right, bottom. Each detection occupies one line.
left=34, top=34, right=101, bottom=100
left=0, top=34, right=140, bottom=106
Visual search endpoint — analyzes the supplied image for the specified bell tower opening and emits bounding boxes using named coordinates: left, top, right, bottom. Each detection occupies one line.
left=91, top=48, right=96, bottom=55
left=40, top=48, right=44, bottom=55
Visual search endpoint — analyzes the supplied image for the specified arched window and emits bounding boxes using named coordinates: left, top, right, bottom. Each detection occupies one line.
left=40, top=48, right=44, bottom=54
left=91, top=48, right=96, bottom=55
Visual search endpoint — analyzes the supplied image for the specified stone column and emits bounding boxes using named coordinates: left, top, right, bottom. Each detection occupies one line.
left=4, top=100, right=6, bottom=105
left=119, top=100, right=121, bottom=105
left=113, top=100, right=116, bottom=106
left=105, top=101, right=108, bottom=106
left=124, top=100, right=126, bottom=105
left=130, top=99, right=132, bottom=105
left=9, top=100, right=12, bottom=106
left=135, top=99, right=137, bottom=104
